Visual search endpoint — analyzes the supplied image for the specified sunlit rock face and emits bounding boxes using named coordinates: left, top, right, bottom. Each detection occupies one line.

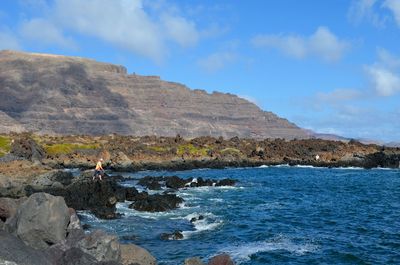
left=0, top=50, right=310, bottom=139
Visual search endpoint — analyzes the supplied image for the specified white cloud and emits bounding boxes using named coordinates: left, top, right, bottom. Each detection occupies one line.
left=53, top=0, right=165, bottom=62
left=161, top=14, right=199, bottom=47
left=15, top=0, right=201, bottom=62
left=383, top=0, right=400, bottom=26
left=365, top=65, right=400, bottom=96
left=19, top=18, right=76, bottom=49
left=251, top=27, right=350, bottom=62
left=365, top=48, right=400, bottom=96
left=198, top=51, right=237, bottom=73
left=0, top=30, right=21, bottom=50
left=348, top=0, right=387, bottom=27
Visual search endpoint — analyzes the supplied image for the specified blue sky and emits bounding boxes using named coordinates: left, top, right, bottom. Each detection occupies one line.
left=1, top=0, right=400, bottom=142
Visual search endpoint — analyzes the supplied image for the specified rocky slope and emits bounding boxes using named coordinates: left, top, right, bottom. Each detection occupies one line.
left=0, top=50, right=310, bottom=139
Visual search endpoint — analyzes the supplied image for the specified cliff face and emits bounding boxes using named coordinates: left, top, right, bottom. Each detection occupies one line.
left=0, top=50, right=311, bottom=139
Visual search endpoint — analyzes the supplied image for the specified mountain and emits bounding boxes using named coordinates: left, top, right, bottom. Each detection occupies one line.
left=0, top=50, right=311, bottom=139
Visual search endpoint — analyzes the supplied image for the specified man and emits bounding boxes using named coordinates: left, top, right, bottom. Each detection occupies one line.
left=93, top=158, right=104, bottom=181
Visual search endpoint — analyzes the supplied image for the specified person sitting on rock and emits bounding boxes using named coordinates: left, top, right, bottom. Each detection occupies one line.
left=93, top=158, right=104, bottom=181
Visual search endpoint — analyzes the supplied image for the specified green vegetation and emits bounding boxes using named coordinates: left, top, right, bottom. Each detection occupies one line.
left=177, top=144, right=210, bottom=157
left=148, top=146, right=170, bottom=153
left=0, top=135, right=11, bottom=157
left=44, top=143, right=100, bottom=155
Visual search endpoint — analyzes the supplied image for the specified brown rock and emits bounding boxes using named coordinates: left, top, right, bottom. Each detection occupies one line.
left=208, top=254, right=235, bottom=265
left=120, top=244, right=157, bottom=265
left=185, top=257, right=205, bottom=265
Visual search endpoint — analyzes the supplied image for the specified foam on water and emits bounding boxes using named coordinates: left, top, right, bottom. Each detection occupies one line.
left=219, top=237, right=318, bottom=263
left=181, top=212, right=223, bottom=239
left=77, top=210, right=101, bottom=222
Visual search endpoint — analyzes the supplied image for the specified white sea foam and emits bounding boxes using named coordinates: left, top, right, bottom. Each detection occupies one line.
left=76, top=210, right=101, bottom=222
left=181, top=212, right=223, bottom=239
left=218, top=238, right=318, bottom=263
left=259, top=165, right=269, bottom=168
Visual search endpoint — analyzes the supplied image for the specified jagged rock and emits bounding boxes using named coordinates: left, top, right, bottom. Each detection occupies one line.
left=120, top=244, right=156, bottom=265
left=185, top=257, right=205, bottom=265
left=137, top=177, right=162, bottom=190
left=129, top=193, right=183, bottom=212
left=207, top=254, right=234, bottom=265
left=190, top=215, right=204, bottom=223
left=31, top=171, right=74, bottom=188
left=160, top=230, right=183, bottom=240
left=165, top=176, right=187, bottom=190
left=215, top=179, right=236, bottom=186
left=13, top=193, right=70, bottom=249
left=77, top=229, right=121, bottom=262
left=10, top=135, right=45, bottom=162
left=0, top=230, right=52, bottom=265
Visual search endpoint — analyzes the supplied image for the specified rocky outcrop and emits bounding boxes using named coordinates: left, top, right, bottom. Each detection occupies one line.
left=0, top=192, right=159, bottom=265
left=9, top=193, right=70, bottom=249
left=0, top=50, right=310, bottom=139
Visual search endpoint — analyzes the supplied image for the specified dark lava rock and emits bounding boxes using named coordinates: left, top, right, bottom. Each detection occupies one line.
left=160, top=230, right=184, bottom=240
left=10, top=135, right=46, bottom=162
left=28, top=178, right=127, bottom=219
left=165, top=176, right=188, bottom=189
left=216, top=179, right=236, bottom=186
left=190, top=215, right=204, bottom=223
left=129, top=193, right=183, bottom=212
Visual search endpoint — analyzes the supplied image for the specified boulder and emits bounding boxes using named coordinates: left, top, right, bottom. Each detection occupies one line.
left=185, top=257, right=205, bottom=265
left=208, top=254, right=234, bottom=265
left=0, top=230, right=52, bottom=265
left=165, top=176, right=187, bottom=189
left=77, top=229, right=121, bottom=262
left=120, top=244, right=156, bottom=265
left=15, top=192, right=70, bottom=249
left=129, top=193, right=183, bottom=212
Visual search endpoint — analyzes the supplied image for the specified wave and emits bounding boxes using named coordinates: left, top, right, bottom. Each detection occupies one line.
left=217, top=237, right=318, bottom=263
left=181, top=212, right=223, bottom=239
left=76, top=210, right=101, bottom=222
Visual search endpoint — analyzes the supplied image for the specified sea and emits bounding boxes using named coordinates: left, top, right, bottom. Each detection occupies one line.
left=78, top=165, right=400, bottom=265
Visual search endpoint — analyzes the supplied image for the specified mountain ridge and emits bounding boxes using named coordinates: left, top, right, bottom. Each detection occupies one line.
left=0, top=50, right=311, bottom=139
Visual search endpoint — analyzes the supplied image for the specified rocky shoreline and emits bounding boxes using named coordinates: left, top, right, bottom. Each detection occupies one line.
left=1, top=133, right=400, bottom=264
left=0, top=168, right=238, bottom=264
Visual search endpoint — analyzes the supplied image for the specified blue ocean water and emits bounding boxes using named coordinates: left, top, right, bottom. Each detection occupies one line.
left=79, top=166, right=400, bottom=264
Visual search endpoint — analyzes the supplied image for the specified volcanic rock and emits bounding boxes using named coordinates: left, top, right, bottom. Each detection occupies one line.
left=12, top=192, right=70, bottom=249
left=77, top=229, right=121, bottom=262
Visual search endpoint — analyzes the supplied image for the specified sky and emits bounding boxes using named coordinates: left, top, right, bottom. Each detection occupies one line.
left=0, top=0, right=400, bottom=142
